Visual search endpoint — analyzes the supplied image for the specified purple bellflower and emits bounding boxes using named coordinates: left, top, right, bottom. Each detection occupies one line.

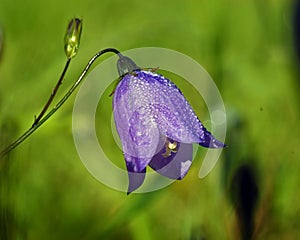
left=113, top=55, right=226, bottom=194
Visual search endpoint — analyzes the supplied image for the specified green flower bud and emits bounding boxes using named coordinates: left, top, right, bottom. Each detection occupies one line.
left=64, top=18, right=82, bottom=59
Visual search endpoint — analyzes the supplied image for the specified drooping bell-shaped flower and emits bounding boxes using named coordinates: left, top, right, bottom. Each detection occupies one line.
left=113, top=54, right=226, bottom=194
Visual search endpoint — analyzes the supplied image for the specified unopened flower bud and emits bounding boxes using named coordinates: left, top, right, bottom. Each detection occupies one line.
left=64, top=18, right=82, bottom=59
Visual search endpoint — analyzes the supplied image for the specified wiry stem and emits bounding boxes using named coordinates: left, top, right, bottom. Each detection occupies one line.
left=0, top=48, right=121, bottom=160
left=33, top=58, right=71, bottom=126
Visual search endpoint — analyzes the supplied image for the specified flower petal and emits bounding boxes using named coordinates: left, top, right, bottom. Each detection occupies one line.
left=126, top=70, right=226, bottom=148
left=114, top=70, right=225, bottom=147
left=199, top=130, right=226, bottom=148
left=113, top=73, right=161, bottom=171
left=149, top=137, right=193, bottom=180
left=125, top=154, right=147, bottom=194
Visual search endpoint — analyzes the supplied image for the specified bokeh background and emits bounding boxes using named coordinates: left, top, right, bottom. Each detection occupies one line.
left=0, top=0, right=299, bottom=239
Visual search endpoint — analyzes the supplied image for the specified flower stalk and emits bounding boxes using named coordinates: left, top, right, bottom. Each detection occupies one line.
left=0, top=18, right=122, bottom=160
left=32, top=18, right=82, bottom=127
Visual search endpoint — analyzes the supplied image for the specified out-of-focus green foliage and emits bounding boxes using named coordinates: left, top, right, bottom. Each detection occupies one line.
left=0, top=0, right=299, bottom=239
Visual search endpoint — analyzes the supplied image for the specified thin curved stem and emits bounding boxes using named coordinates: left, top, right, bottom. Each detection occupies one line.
left=0, top=48, right=121, bottom=159
left=33, top=58, right=71, bottom=126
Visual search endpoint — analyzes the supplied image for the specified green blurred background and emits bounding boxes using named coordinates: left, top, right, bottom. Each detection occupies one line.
left=0, top=0, right=299, bottom=239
